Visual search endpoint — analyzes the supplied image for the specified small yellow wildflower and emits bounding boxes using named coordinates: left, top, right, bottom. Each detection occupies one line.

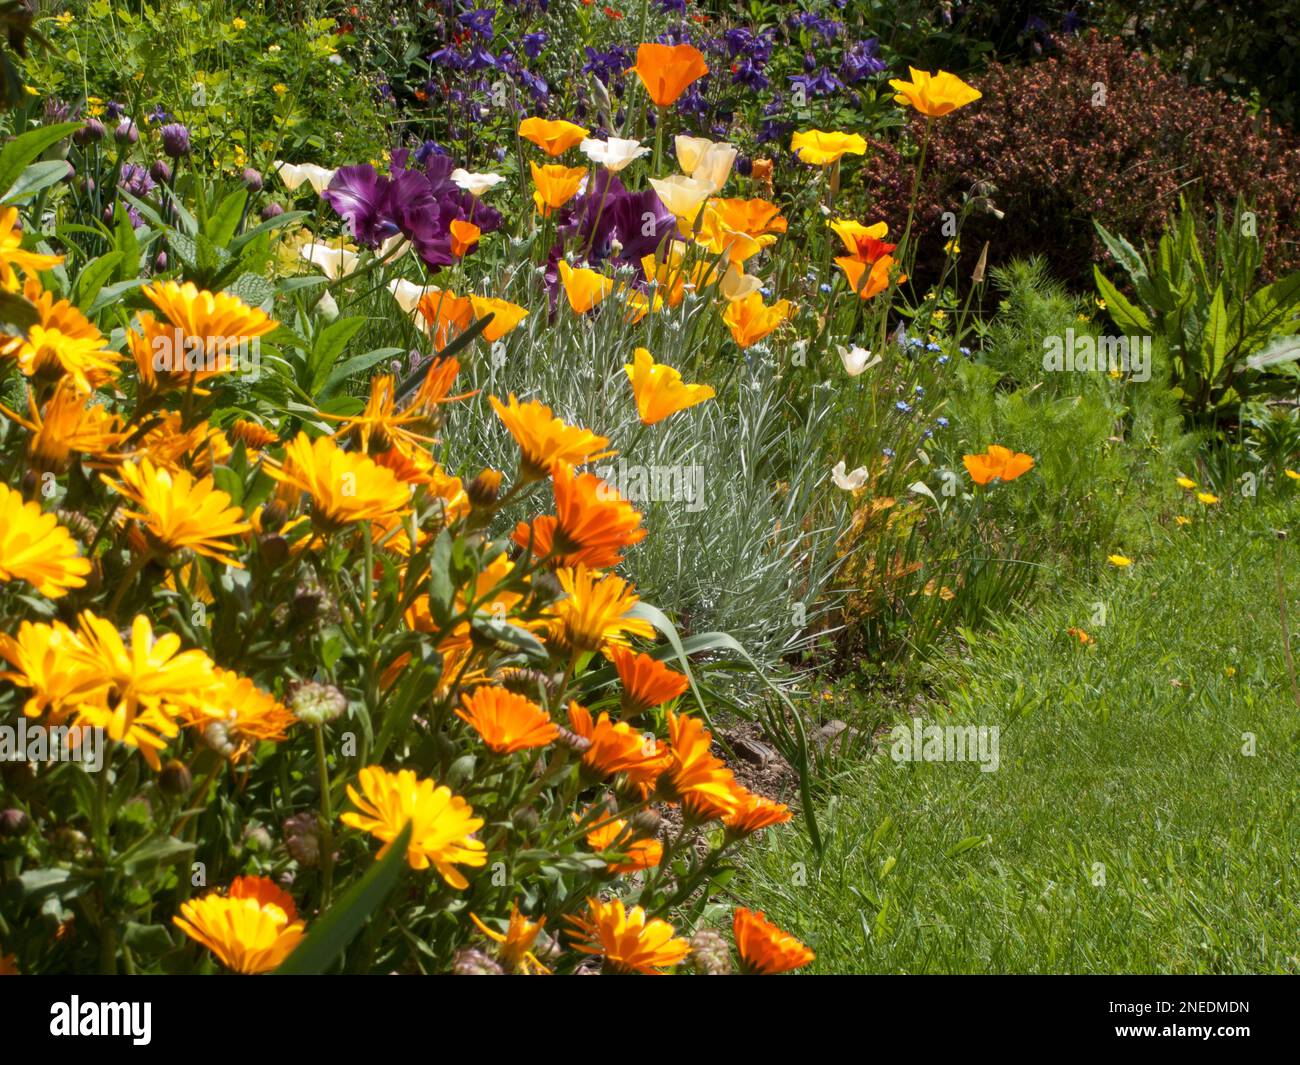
left=272, top=83, right=289, bottom=96
left=1108, top=554, right=1133, bottom=568
left=1175, top=476, right=1196, bottom=490
left=1196, top=492, right=1219, bottom=505
left=232, top=17, right=247, bottom=30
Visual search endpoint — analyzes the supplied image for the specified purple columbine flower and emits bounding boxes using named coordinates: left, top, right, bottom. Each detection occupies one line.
left=789, top=68, right=843, bottom=97
left=522, top=32, right=547, bottom=58
left=160, top=123, right=191, bottom=157
left=841, top=39, right=886, bottom=83
left=458, top=6, right=496, bottom=38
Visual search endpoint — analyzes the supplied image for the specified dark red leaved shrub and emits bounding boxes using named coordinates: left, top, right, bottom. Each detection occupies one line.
left=858, top=32, right=1300, bottom=289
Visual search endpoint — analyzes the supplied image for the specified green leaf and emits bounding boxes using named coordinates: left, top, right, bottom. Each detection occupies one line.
left=120, top=836, right=195, bottom=875
left=1093, top=221, right=1151, bottom=303
left=74, top=252, right=123, bottom=311
left=308, top=315, right=367, bottom=395
left=1202, top=283, right=1229, bottom=381
left=204, top=189, right=248, bottom=247
left=946, top=835, right=989, bottom=858
left=0, top=122, right=79, bottom=196
left=228, top=271, right=275, bottom=310
left=1093, top=267, right=1151, bottom=335
left=319, top=347, right=404, bottom=400
left=1247, top=335, right=1300, bottom=371
left=275, top=822, right=411, bottom=974
left=87, top=278, right=147, bottom=317
left=0, top=286, right=39, bottom=329
left=2, top=159, right=71, bottom=204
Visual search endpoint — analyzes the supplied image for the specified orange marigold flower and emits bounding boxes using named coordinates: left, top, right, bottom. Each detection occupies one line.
left=228, top=419, right=279, bottom=450
left=173, top=876, right=305, bottom=974
left=469, top=904, right=550, bottom=975
left=607, top=644, right=689, bottom=715
left=489, top=394, right=613, bottom=481
left=566, top=896, right=690, bottom=973
left=513, top=461, right=645, bottom=568
left=0, top=206, right=63, bottom=290
left=518, top=116, right=589, bottom=156
left=0, top=380, right=124, bottom=472
left=567, top=701, right=669, bottom=791
left=662, top=710, right=741, bottom=820
left=267, top=432, right=411, bottom=530
left=0, top=483, right=93, bottom=598
left=456, top=686, right=559, bottom=754
left=962, top=444, right=1035, bottom=486
left=629, top=42, right=709, bottom=108
left=724, top=789, right=793, bottom=836
left=732, top=908, right=815, bottom=974
left=0, top=278, right=120, bottom=393
left=583, top=814, right=663, bottom=873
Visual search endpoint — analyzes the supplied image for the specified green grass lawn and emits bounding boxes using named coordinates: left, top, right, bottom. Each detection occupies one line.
left=736, top=499, right=1300, bottom=973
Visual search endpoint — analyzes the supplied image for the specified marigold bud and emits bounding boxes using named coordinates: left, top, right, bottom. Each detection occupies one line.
left=289, top=681, right=347, bottom=725
left=283, top=812, right=321, bottom=867
left=466, top=468, right=503, bottom=508
left=689, top=928, right=732, bottom=975
left=159, top=759, right=192, bottom=796
left=451, top=948, right=504, bottom=975
left=0, top=808, right=30, bottom=838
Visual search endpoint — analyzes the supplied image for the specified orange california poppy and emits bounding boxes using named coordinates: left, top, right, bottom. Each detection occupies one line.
left=456, top=686, right=559, bottom=754
left=416, top=289, right=475, bottom=350
left=449, top=219, right=480, bottom=258
left=962, top=444, right=1035, bottom=486
left=629, top=42, right=709, bottom=108
left=468, top=296, right=529, bottom=342
left=828, top=219, right=897, bottom=263
left=722, top=291, right=794, bottom=349
left=623, top=347, right=715, bottom=425
left=558, top=260, right=614, bottom=313
left=518, top=116, right=589, bottom=156
left=835, top=254, right=901, bottom=300
left=530, top=162, right=587, bottom=215
left=607, top=644, right=689, bottom=715
left=889, top=67, right=982, bottom=118
left=732, top=908, right=815, bottom=974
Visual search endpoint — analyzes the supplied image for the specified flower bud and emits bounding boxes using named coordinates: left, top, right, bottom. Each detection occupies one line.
left=510, top=806, right=540, bottom=835
left=243, top=824, right=274, bottom=854
left=73, top=119, right=105, bottom=146
left=160, top=122, right=191, bottom=158
left=283, top=812, right=321, bottom=867
left=242, top=167, right=264, bottom=191
left=114, top=120, right=138, bottom=145
left=629, top=808, right=661, bottom=837
left=159, top=759, right=192, bottom=795
left=289, top=681, right=347, bottom=725
left=452, top=948, right=504, bottom=975
left=0, top=808, right=30, bottom=838
left=260, top=201, right=285, bottom=221
left=149, top=159, right=172, bottom=183
left=466, top=468, right=503, bottom=508
left=689, top=928, right=732, bottom=975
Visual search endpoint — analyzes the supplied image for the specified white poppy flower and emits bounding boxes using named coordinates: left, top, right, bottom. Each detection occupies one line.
left=837, top=344, right=882, bottom=376
left=674, top=135, right=713, bottom=174
left=831, top=460, right=870, bottom=491
left=387, top=278, right=431, bottom=315
left=648, top=174, right=713, bottom=227
left=275, top=161, right=336, bottom=195
left=300, top=244, right=359, bottom=280
left=450, top=168, right=506, bottom=196
left=693, top=142, right=737, bottom=192
left=579, top=137, right=651, bottom=172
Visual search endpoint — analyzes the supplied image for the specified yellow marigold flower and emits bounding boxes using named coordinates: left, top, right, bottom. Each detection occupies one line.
left=567, top=702, right=669, bottom=791
left=733, top=908, right=815, bottom=974
left=0, top=483, right=92, bottom=598
left=469, top=904, right=550, bottom=975
left=267, top=432, right=411, bottom=531
left=517, top=117, right=589, bottom=156
left=624, top=348, right=715, bottom=425
left=468, top=295, right=529, bottom=342
left=1108, top=554, right=1133, bottom=568
left=790, top=129, right=867, bottom=166
left=135, top=412, right=232, bottom=474
left=341, top=765, right=487, bottom=886
left=556, top=259, right=612, bottom=313
left=583, top=814, right=663, bottom=872
left=662, top=710, right=742, bottom=821
left=229, top=418, right=279, bottom=451
left=0, top=619, right=99, bottom=722
left=0, top=279, right=120, bottom=392
left=456, top=686, right=559, bottom=754
left=629, top=42, right=709, bottom=108
left=102, top=458, right=252, bottom=567
left=550, top=565, right=655, bottom=654
left=143, top=279, right=276, bottom=346
left=566, top=896, right=690, bottom=974
left=722, top=291, right=794, bottom=349
left=0, top=381, right=124, bottom=472
left=489, top=394, right=613, bottom=481
left=607, top=644, right=689, bottom=715
left=71, top=612, right=218, bottom=770
left=1196, top=491, right=1219, bottom=505
left=320, top=373, right=439, bottom=455
left=889, top=67, right=982, bottom=117
left=174, top=876, right=305, bottom=974
left=513, top=461, right=646, bottom=569
left=0, top=206, right=63, bottom=289
left=724, top=790, right=793, bottom=836
left=181, top=668, right=295, bottom=760
left=1175, top=476, right=1197, bottom=490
